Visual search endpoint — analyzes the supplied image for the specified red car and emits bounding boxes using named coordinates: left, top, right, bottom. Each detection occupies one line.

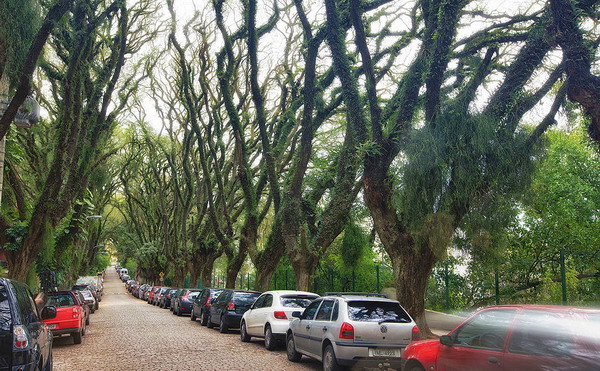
left=403, top=305, right=600, bottom=371
left=147, top=286, right=163, bottom=304
left=44, top=291, right=87, bottom=344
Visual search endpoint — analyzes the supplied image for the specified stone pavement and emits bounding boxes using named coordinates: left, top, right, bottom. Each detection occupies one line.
left=51, top=268, right=320, bottom=371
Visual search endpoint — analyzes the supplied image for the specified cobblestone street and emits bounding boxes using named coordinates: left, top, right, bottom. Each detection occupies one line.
left=52, top=268, right=320, bottom=370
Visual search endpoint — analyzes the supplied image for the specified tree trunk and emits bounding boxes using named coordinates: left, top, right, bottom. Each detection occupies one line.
left=201, top=263, right=213, bottom=288
left=172, top=264, right=186, bottom=288
left=391, top=246, right=437, bottom=338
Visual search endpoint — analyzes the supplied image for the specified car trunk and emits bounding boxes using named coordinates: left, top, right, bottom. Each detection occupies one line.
left=347, top=300, right=413, bottom=345
left=233, top=293, right=260, bottom=315
left=280, top=295, right=319, bottom=319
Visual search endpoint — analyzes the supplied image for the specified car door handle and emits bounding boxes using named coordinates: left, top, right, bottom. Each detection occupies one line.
left=306, top=325, right=310, bottom=330
left=488, top=357, right=499, bottom=364
left=322, top=327, right=327, bottom=332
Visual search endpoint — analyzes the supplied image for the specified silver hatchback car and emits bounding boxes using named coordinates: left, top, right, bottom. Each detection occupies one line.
left=286, top=293, right=419, bottom=370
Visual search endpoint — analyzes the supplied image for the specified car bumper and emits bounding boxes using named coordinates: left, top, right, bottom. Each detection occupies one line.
left=223, top=313, right=243, bottom=328
left=51, top=327, right=80, bottom=336
left=334, top=342, right=406, bottom=368
left=269, top=321, right=292, bottom=340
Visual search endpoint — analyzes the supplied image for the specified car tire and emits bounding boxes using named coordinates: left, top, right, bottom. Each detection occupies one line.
left=95, top=302, right=99, bottom=310
left=206, top=313, right=214, bottom=329
left=287, top=334, right=302, bottom=362
left=191, top=311, right=197, bottom=321
left=177, top=307, right=182, bottom=316
left=264, top=325, right=277, bottom=350
left=200, top=313, right=208, bottom=326
left=219, top=316, right=229, bottom=333
left=85, top=316, right=90, bottom=325
left=44, top=350, right=53, bottom=371
left=323, top=344, right=344, bottom=371
left=73, top=330, right=83, bottom=344
left=240, top=321, right=251, bottom=342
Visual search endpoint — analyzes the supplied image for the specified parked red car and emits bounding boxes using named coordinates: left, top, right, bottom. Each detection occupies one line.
left=402, top=304, right=600, bottom=371
left=44, top=291, right=87, bottom=344
left=147, top=286, right=163, bottom=304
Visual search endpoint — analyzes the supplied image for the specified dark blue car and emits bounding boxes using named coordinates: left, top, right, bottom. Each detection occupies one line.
left=207, top=289, right=261, bottom=333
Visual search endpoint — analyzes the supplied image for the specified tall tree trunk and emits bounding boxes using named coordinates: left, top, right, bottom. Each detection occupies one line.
left=172, top=264, right=186, bottom=288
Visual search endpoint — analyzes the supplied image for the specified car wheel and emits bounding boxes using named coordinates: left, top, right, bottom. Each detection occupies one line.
left=219, top=316, right=229, bottom=333
left=95, top=302, right=99, bottom=310
left=177, top=307, right=182, bottom=316
left=240, top=321, right=251, bottom=342
left=43, top=350, right=53, bottom=371
left=72, top=330, right=83, bottom=344
left=206, top=313, right=214, bottom=329
left=264, top=325, right=277, bottom=350
left=323, top=344, right=344, bottom=371
left=85, top=316, right=90, bottom=325
left=287, top=334, right=302, bottom=362
left=200, top=311, right=208, bottom=326
left=191, top=311, right=197, bottom=321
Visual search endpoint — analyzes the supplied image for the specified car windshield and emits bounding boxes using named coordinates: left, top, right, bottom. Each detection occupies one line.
left=0, top=285, right=11, bottom=331
left=280, top=295, right=318, bottom=308
left=233, top=292, right=261, bottom=305
left=80, top=291, right=93, bottom=300
left=47, top=293, right=76, bottom=307
left=347, top=301, right=411, bottom=323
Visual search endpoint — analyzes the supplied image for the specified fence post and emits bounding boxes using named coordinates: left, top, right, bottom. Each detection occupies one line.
left=560, top=248, right=567, bottom=305
left=444, top=261, right=450, bottom=312
left=494, top=270, right=500, bottom=305
left=376, top=265, right=380, bottom=293
left=247, top=273, right=250, bottom=290
left=285, top=269, right=288, bottom=290
left=352, top=269, right=356, bottom=292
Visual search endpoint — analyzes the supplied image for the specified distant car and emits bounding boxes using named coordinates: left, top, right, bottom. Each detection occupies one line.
left=170, top=289, right=185, bottom=310
left=154, top=287, right=169, bottom=306
left=72, top=284, right=100, bottom=307
left=207, top=289, right=262, bottom=333
left=241, top=290, right=319, bottom=350
left=159, top=288, right=178, bottom=309
left=286, top=293, right=418, bottom=370
left=402, top=304, right=600, bottom=371
left=73, top=290, right=94, bottom=321
left=191, top=288, right=224, bottom=325
left=172, top=289, right=201, bottom=316
left=0, top=278, right=56, bottom=370
left=77, top=289, right=97, bottom=314
left=44, top=291, right=87, bottom=344
left=121, top=274, right=130, bottom=282
left=147, top=286, right=163, bottom=304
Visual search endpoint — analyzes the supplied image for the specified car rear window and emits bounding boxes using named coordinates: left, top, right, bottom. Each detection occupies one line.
left=347, top=301, right=411, bottom=323
left=0, top=285, right=11, bottom=331
left=233, top=292, right=261, bottom=305
left=280, top=295, right=318, bottom=308
left=47, top=293, right=76, bottom=307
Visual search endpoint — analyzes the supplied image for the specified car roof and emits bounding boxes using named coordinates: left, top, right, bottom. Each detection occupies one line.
left=321, top=294, right=399, bottom=303
left=263, top=290, right=319, bottom=296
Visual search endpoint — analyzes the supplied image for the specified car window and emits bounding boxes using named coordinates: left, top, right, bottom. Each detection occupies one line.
left=233, top=292, right=261, bottom=306
left=210, top=290, right=223, bottom=299
left=332, top=300, right=339, bottom=321
left=347, top=301, right=412, bottom=323
left=454, top=309, right=516, bottom=350
left=263, top=294, right=273, bottom=307
left=303, top=300, right=321, bottom=320
left=189, top=292, right=200, bottom=300
left=315, top=300, right=334, bottom=321
left=0, top=285, right=12, bottom=331
left=47, top=293, right=76, bottom=308
left=280, top=295, right=318, bottom=308
left=14, top=284, right=36, bottom=325
left=509, top=310, right=575, bottom=357
left=215, top=290, right=229, bottom=304
left=253, top=295, right=266, bottom=309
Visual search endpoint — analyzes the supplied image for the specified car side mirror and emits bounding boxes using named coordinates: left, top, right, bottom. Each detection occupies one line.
left=440, top=335, right=454, bottom=346
left=291, top=311, right=302, bottom=319
left=42, top=306, right=57, bottom=320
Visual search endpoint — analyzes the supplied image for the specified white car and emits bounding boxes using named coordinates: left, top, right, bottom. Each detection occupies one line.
left=241, top=290, right=320, bottom=350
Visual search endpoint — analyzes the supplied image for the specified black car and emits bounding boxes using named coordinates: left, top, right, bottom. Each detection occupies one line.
left=159, top=289, right=177, bottom=309
left=207, top=290, right=261, bottom=333
left=173, top=289, right=201, bottom=316
left=169, top=289, right=185, bottom=311
left=191, top=288, right=223, bottom=325
left=0, top=278, right=56, bottom=370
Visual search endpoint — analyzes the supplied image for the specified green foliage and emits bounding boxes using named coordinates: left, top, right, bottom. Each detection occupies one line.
left=0, top=0, right=41, bottom=83
left=340, top=221, right=369, bottom=269
left=3, top=220, right=28, bottom=251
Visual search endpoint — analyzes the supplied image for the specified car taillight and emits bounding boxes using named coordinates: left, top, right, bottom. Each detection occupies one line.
left=411, top=325, right=420, bottom=341
left=206, top=300, right=212, bottom=307
left=339, top=322, right=354, bottom=340
left=13, top=325, right=29, bottom=349
left=72, top=308, right=79, bottom=318
left=274, top=311, right=288, bottom=319
left=226, top=302, right=235, bottom=311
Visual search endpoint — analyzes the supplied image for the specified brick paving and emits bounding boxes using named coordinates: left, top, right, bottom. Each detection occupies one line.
left=52, top=267, right=320, bottom=370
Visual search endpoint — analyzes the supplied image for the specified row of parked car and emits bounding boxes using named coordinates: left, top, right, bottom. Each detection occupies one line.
left=0, top=274, right=104, bottom=370
left=124, top=272, right=600, bottom=371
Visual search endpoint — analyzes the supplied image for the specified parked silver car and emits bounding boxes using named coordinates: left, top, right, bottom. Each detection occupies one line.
left=286, top=293, right=419, bottom=371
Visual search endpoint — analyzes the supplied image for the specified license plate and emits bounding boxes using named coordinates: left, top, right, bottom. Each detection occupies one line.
left=48, top=324, right=57, bottom=329
left=369, top=347, right=402, bottom=358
